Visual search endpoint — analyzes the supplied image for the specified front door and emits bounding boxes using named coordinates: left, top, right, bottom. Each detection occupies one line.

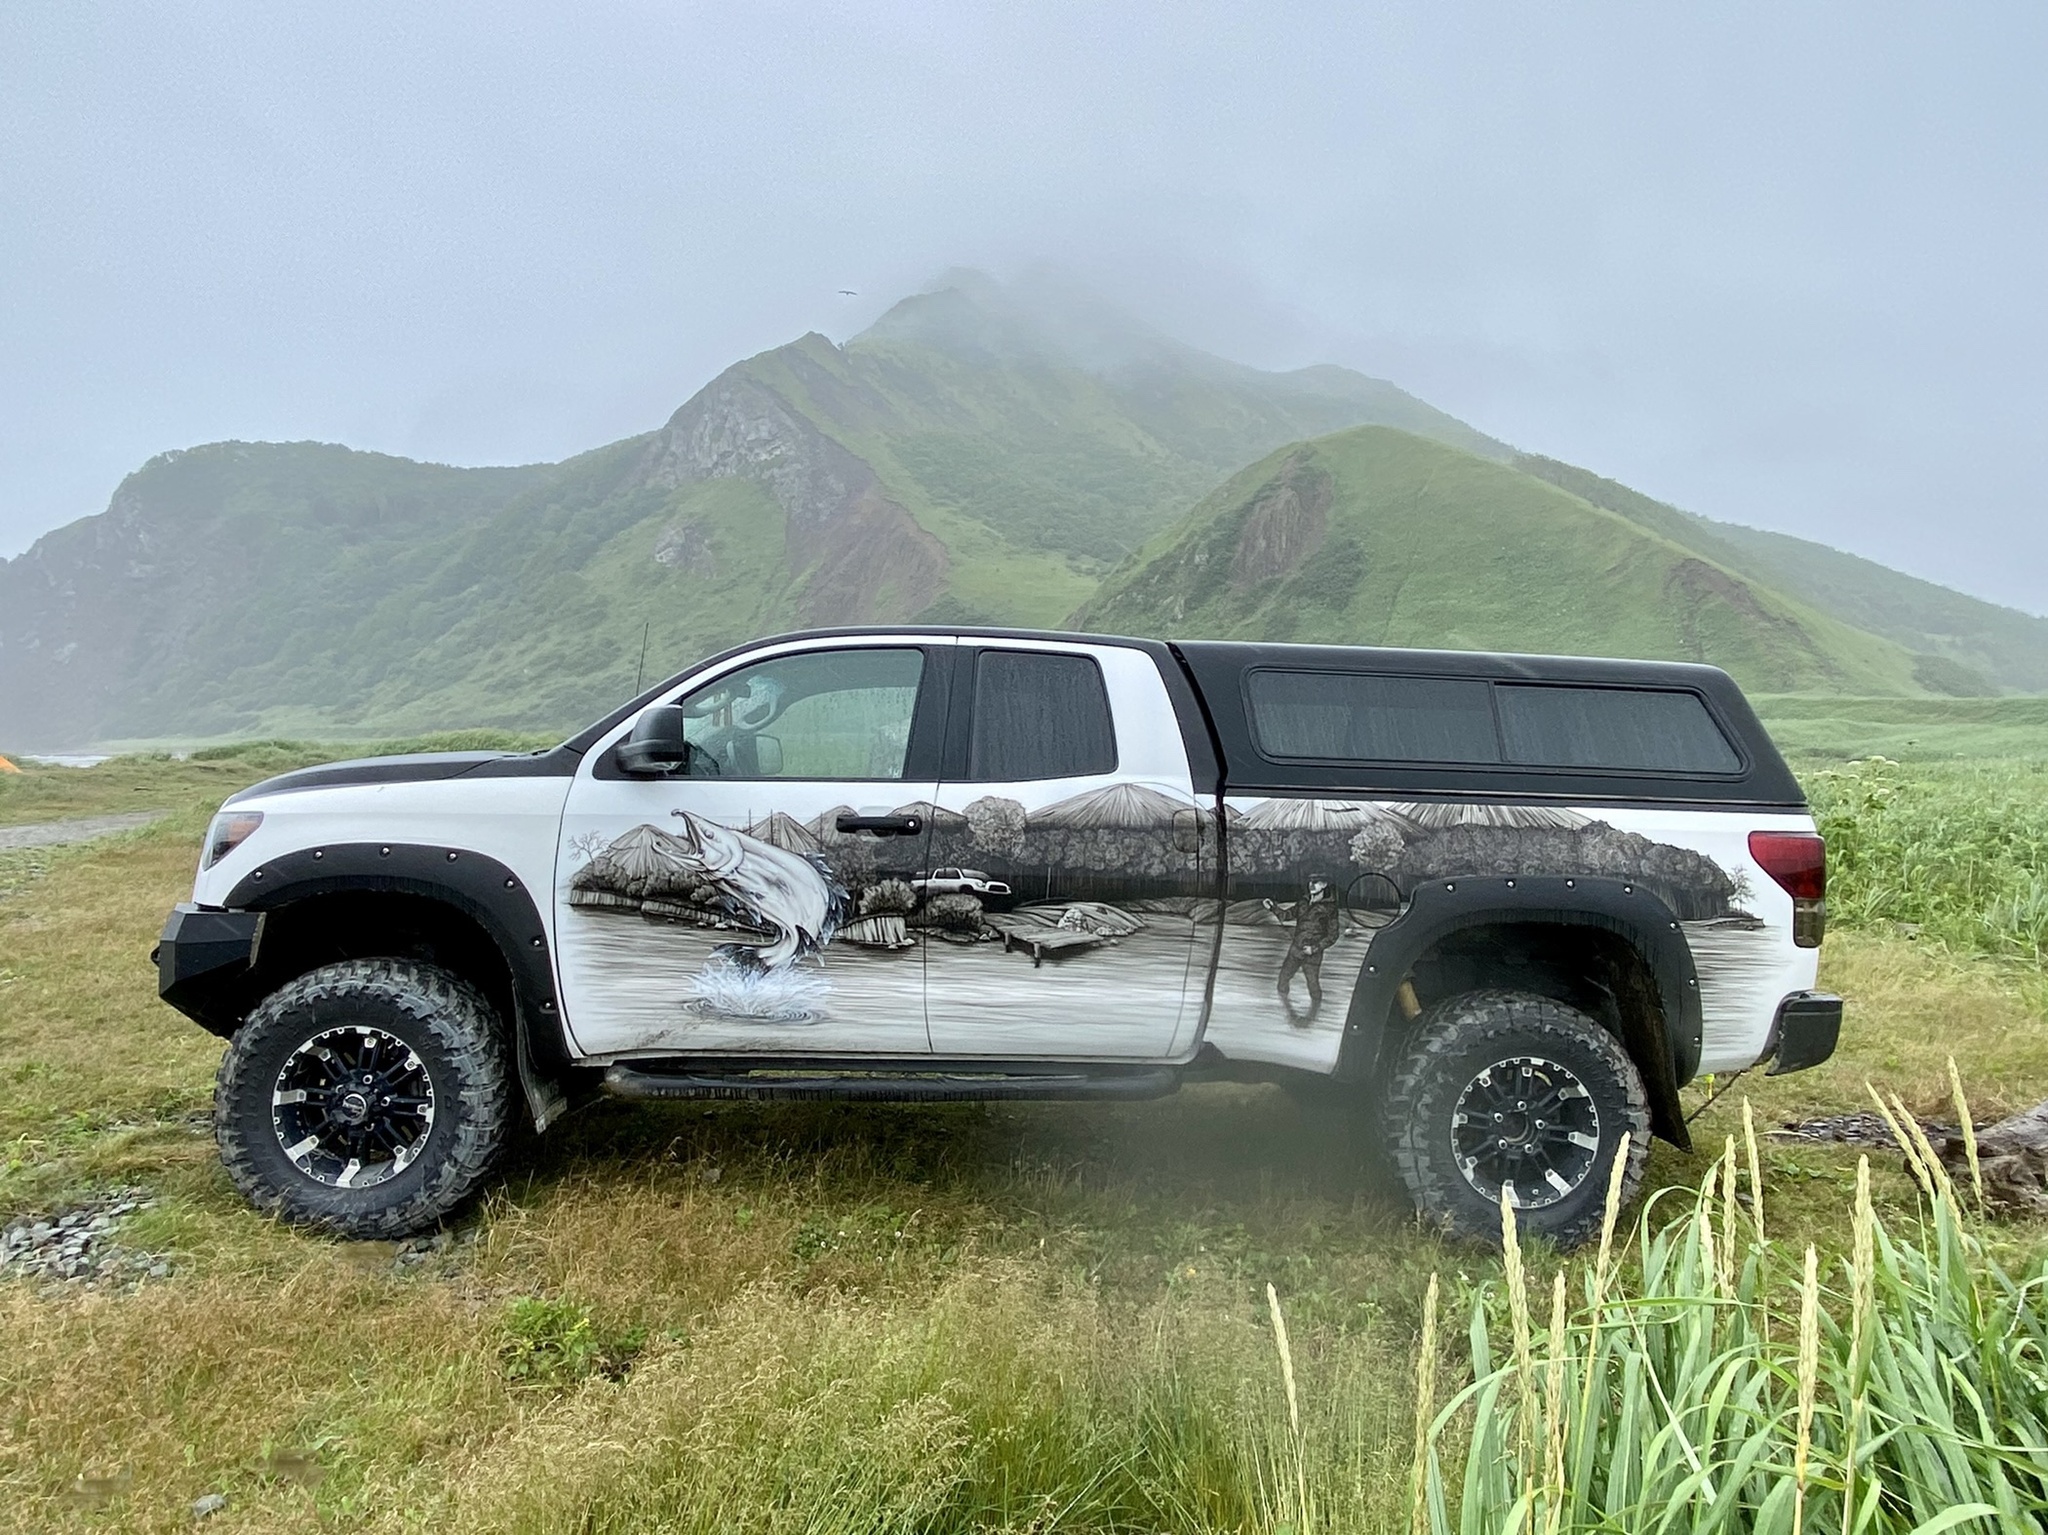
left=554, top=641, right=947, bottom=1059
left=922, top=641, right=1208, bottom=1060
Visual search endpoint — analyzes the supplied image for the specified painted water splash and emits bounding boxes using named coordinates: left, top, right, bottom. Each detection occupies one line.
left=687, top=954, right=831, bottom=1021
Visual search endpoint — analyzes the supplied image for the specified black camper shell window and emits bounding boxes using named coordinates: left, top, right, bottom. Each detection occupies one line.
left=1245, top=669, right=1744, bottom=778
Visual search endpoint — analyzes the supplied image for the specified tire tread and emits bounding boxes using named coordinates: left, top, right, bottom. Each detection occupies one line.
left=214, top=958, right=512, bottom=1238
left=1383, top=989, right=1651, bottom=1247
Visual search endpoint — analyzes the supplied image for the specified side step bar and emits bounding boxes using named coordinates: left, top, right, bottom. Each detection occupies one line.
left=601, top=1064, right=1181, bottom=1104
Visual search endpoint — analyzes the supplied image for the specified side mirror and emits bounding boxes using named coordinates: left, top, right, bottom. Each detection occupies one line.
left=752, top=733, right=783, bottom=777
left=615, top=705, right=698, bottom=776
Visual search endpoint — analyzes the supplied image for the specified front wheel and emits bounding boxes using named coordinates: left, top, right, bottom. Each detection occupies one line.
left=1383, top=990, right=1650, bottom=1247
left=214, top=959, right=515, bottom=1238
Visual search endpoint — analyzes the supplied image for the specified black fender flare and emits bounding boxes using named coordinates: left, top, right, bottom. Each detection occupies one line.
left=223, top=843, right=574, bottom=1130
left=1338, top=875, right=1702, bottom=1147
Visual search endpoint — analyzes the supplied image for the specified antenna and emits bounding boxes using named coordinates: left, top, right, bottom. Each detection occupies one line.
left=635, top=622, right=651, bottom=694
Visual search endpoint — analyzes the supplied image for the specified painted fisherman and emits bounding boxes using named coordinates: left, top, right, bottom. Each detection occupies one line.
left=1264, top=874, right=1341, bottom=1023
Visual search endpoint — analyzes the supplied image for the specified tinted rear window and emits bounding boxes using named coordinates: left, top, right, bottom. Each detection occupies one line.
left=968, top=650, right=1118, bottom=780
left=1247, top=669, right=1741, bottom=775
left=1496, top=684, right=1740, bottom=773
left=1247, top=672, right=1500, bottom=763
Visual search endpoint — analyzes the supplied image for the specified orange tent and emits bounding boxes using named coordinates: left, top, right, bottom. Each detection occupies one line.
left=0, top=755, right=20, bottom=775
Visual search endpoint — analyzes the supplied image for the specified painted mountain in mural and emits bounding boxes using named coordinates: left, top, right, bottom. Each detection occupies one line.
left=1033, top=782, right=1192, bottom=828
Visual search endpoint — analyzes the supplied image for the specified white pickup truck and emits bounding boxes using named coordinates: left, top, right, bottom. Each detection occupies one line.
left=157, top=626, right=1839, bottom=1245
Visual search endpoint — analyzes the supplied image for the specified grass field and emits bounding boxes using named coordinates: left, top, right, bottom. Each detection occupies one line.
left=1755, top=694, right=2048, bottom=762
left=1, top=744, right=2044, bottom=1531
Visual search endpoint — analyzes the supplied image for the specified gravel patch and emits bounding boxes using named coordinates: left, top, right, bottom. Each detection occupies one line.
left=0, top=1187, right=169, bottom=1286
left=0, top=812, right=168, bottom=850
left=1770, top=1111, right=1955, bottom=1148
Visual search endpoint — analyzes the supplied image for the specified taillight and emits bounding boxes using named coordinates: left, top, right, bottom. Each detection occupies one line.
left=204, top=810, right=264, bottom=868
left=1749, top=830, right=1826, bottom=947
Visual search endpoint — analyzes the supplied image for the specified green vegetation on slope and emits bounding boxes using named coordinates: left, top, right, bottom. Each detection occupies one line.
left=7, top=275, right=2045, bottom=752
left=0, top=442, right=558, bottom=745
left=0, top=276, right=1511, bottom=747
left=1516, top=453, right=2048, bottom=694
left=1077, top=426, right=1933, bottom=694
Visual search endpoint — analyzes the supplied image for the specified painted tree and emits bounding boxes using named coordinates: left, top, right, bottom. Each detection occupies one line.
left=965, top=796, right=1028, bottom=860
left=1347, top=821, right=1402, bottom=870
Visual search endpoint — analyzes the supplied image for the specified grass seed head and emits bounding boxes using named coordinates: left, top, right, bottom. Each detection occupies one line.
left=1742, top=1098, right=1766, bottom=1242
left=1795, top=1244, right=1820, bottom=1533
left=1409, top=1273, right=1440, bottom=1535
left=1947, top=1055, right=1984, bottom=1211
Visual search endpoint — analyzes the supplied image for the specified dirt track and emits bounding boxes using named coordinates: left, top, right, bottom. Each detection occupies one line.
left=0, top=812, right=167, bottom=850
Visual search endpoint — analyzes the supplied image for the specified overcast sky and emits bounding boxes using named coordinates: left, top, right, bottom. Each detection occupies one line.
left=3, top=2, right=2043, bottom=612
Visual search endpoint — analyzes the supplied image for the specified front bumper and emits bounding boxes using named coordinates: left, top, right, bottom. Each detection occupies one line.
left=153, top=903, right=265, bottom=1035
left=1765, top=991, right=1844, bottom=1075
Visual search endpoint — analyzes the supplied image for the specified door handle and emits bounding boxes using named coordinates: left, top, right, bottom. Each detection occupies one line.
left=835, top=812, right=923, bottom=837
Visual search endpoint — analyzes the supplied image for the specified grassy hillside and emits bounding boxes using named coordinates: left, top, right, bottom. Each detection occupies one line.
left=1077, top=426, right=1931, bottom=694
left=1515, top=454, right=2048, bottom=694
left=6, top=273, right=2043, bottom=750
left=0, top=277, right=1508, bottom=747
left=0, top=443, right=557, bottom=745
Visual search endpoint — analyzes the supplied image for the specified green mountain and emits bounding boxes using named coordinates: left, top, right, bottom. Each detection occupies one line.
left=0, top=274, right=1507, bottom=745
left=1511, top=455, right=2048, bottom=695
left=1, top=271, right=2041, bottom=749
left=1074, top=427, right=1940, bottom=697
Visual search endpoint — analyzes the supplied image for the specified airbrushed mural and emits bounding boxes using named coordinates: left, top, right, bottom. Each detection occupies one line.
left=557, top=777, right=1211, bottom=1059
left=558, top=789, right=1793, bottom=1073
left=1203, top=797, right=1786, bottom=1072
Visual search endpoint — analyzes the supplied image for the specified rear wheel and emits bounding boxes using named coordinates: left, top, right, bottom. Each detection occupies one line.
left=214, top=959, right=514, bottom=1238
left=1383, top=990, right=1649, bottom=1247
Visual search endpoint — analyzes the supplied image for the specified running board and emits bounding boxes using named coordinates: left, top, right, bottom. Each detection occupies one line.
left=601, top=1064, right=1180, bottom=1103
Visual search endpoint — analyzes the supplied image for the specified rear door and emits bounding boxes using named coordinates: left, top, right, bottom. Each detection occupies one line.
left=922, top=639, right=1209, bottom=1060
left=553, top=639, right=948, bottom=1060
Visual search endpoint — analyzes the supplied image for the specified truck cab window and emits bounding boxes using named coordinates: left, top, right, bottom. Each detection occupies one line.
left=678, top=647, right=925, bottom=779
left=967, top=650, right=1116, bottom=780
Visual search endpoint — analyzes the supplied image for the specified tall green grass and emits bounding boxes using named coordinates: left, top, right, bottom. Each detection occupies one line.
left=1806, top=759, right=2048, bottom=963
left=1396, top=1106, right=2048, bottom=1534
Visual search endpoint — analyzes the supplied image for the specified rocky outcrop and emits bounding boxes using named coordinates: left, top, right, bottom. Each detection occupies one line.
left=1229, top=453, right=1332, bottom=589
left=652, top=519, right=718, bottom=575
left=635, top=349, right=948, bottom=623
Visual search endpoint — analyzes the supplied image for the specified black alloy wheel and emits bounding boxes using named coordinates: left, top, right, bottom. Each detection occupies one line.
left=215, top=958, right=515, bottom=1238
left=1448, top=1054, right=1602, bottom=1210
left=271, top=1025, right=438, bottom=1190
left=1383, top=989, right=1651, bottom=1247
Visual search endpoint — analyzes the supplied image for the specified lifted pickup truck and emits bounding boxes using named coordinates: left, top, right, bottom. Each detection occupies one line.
left=158, top=628, right=1840, bottom=1245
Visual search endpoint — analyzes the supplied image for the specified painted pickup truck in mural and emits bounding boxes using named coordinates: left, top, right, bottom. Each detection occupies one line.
left=157, top=628, right=1841, bottom=1246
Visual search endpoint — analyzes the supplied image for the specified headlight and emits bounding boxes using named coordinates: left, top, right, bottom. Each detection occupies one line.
left=204, top=810, right=264, bottom=869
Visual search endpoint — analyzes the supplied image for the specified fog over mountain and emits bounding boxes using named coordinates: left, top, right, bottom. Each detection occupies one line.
left=2, top=4, right=2043, bottom=615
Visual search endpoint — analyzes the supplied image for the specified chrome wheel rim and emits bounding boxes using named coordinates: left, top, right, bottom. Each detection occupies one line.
left=1450, top=1054, right=1602, bottom=1209
left=271, top=1025, right=436, bottom=1189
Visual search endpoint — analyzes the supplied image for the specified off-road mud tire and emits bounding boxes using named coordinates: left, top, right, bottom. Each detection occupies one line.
left=1384, top=989, right=1651, bottom=1248
left=214, top=959, right=513, bottom=1238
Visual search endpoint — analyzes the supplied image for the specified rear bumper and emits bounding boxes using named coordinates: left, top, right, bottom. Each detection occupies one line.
left=153, top=903, right=265, bottom=1035
left=1765, top=991, right=1843, bottom=1075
